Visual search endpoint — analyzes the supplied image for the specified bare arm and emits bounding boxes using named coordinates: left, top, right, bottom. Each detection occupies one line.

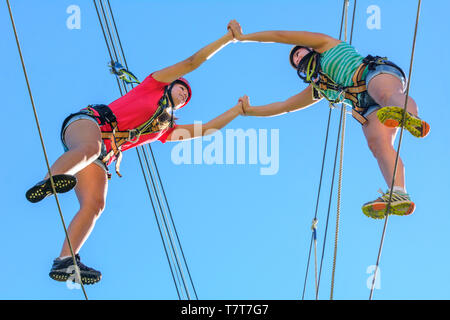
left=240, top=86, right=321, bottom=117
left=228, top=21, right=340, bottom=53
left=166, top=102, right=243, bottom=141
left=152, top=30, right=234, bottom=83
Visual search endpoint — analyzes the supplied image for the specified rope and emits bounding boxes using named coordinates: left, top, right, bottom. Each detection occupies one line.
left=93, top=0, right=197, bottom=299
left=330, top=0, right=357, bottom=300
left=135, top=148, right=183, bottom=299
left=301, top=0, right=354, bottom=300
left=330, top=94, right=347, bottom=300
left=147, top=145, right=199, bottom=299
left=6, top=0, right=88, bottom=299
left=369, top=0, right=422, bottom=300
left=99, top=0, right=192, bottom=298
left=140, top=146, right=191, bottom=299
left=301, top=107, right=332, bottom=301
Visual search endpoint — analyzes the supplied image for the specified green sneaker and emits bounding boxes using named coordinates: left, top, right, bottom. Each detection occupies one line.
left=376, top=106, right=430, bottom=138
left=362, top=189, right=416, bottom=219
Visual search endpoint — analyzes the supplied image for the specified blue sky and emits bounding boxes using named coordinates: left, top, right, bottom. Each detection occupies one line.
left=2, top=0, right=450, bottom=300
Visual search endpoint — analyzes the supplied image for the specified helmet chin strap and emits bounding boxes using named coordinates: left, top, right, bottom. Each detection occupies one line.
left=165, top=84, right=176, bottom=128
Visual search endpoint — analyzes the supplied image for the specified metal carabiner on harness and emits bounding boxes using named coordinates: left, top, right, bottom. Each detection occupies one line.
left=127, top=128, right=141, bottom=144
left=108, top=61, right=141, bottom=85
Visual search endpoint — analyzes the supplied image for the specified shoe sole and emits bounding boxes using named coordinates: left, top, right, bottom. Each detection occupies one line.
left=362, top=200, right=416, bottom=219
left=26, top=174, right=77, bottom=203
left=377, top=106, right=430, bottom=138
left=49, top=270, right=101, bottom=285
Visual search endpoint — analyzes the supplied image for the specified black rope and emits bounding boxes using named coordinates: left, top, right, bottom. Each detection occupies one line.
left=136, top=148, right=182, bottom=299
left=147, top=145, right=199, bottom=299
left=93, top=0, right=185, bottom=298
left=317, top=102, right=345, bottom=297
left=92, top=0, right=123, bottom=96
left=301, top=0, right=353, bottom=300
left=141, top=146, right=191, bottom=299
left=301, top=107, right=332, bottom=300
left=93, top=0, right=197, bottom=300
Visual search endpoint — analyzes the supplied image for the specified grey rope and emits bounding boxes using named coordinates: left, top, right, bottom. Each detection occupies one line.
left=93, top=0, right=197, bottom=299
left=369, top=0, right=422, bottom=300
left=6, top=0, right=88, bottom=299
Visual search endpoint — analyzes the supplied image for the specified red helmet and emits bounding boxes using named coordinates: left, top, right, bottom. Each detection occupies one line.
left=171, top=77, right=192, bottom=109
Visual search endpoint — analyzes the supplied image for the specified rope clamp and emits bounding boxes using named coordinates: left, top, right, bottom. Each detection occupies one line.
left=311, top=218, right=318, bottom=231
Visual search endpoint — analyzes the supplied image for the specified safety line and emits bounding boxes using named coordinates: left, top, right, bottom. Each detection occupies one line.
left=301, top=0, right=353, bottom=300
left=93, top=0, right=123, bottom=96
left=141, top=146, right=190, bottom=299
left=6, top=0, right=88, bottom=299
left=369, top=0, right=422, bottom=300
left=317, top=101, right=344, bottom=298
left=300, top=108, right=332, bottom=300
left=104, top=1, right=195, bottom=299
left=330, top=91, right=347, bottom=300
left=135, top=148, right=182, bottom=299
left=330, top=0, right=358, bottom=300
left=147, top=145, right=199, bottom=299
left=104, top=0, right=197, bottom=298
left=93, top=0, right=197, bottom=299
left=93, top=0, right=186, bottom=298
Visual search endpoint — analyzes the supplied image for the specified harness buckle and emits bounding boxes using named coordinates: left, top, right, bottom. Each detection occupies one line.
left=127, top=129, right=140, bottom=143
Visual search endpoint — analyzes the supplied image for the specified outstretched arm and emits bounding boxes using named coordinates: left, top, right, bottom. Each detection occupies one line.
left=240, top=86, right=321, bottom=117
left=228, top=20, right=340, bottom=53
left=153, top=29, right=235, bottom=83
left=166, top=102, right=244, bottom=141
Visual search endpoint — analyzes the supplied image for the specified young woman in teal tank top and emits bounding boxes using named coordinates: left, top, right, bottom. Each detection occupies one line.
left=227, top=20, right=430, bottom=220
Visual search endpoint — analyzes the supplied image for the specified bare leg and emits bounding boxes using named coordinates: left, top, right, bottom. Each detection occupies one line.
left=59, top=162, right=108, bottom=257
left=44, top=119, right=102, bottom=179
left=367, top=73, right=418, bottom=115
left=362, top=112, right=405, bottom=189
left=363, top=73, right=414, bottom=190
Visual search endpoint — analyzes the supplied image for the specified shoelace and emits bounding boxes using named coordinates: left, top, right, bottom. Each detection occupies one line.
left=63, top=255, right=98, bottom=273
left=378, top=189, right=409, bottom=202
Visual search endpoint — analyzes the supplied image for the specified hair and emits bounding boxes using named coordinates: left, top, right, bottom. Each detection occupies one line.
left=289, top=45, right=314, bottom=69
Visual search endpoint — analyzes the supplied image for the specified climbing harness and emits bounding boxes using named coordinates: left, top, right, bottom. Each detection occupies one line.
left=99, top=58, right=192, bottom=178
left=293, top=47, right=406, bottom=126
left=81, top=94, right=173, bottom=177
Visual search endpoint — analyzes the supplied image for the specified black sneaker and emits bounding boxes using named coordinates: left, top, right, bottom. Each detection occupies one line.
left=49, top=254, right=102, bottom=285
left=26, top=174, right=77, bottom=203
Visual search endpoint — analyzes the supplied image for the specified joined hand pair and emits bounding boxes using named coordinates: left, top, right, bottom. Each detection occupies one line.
left=227, top=19, right=243, bottom=41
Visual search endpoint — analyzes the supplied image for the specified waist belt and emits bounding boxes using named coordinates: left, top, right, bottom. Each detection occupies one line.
left=85, top=104, right=137, bottom=177
left=85, top=103, right=166, bottom=177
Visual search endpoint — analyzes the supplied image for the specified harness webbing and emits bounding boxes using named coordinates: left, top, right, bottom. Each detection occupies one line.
left=299, top=52, right=369, bottom=125
left=89, top=100, right=167, bottom=177
left=298, top=43, right=406, bottom=127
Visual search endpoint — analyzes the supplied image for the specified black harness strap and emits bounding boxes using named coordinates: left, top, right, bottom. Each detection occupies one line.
left=85, top=95, right=173, bottom=177
left=296, top=53, right=406, bottom=126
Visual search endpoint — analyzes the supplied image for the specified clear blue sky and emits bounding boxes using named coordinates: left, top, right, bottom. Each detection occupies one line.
left=2, top=0, right=450, bottom=300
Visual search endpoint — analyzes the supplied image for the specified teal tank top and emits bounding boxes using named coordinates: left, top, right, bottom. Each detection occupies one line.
left=318, top=41, right=368, bottom=106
